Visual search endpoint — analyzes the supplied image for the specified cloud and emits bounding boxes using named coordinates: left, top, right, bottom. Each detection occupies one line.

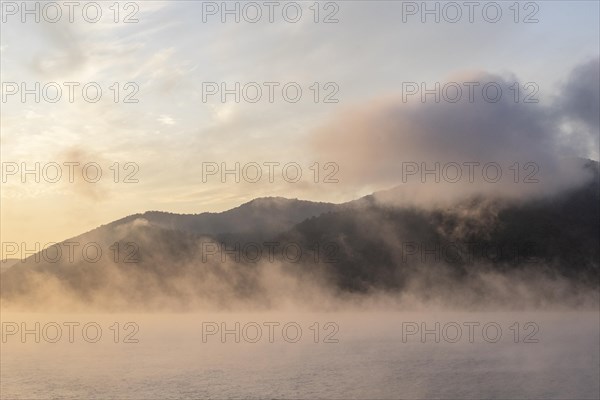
left=56, top=146, right=111, bottom=202
left=30, top=22, right=87, bottom=78
left=157, top=115, right=176, bottom=125
left=554, top=57, right=600, bottom=158
left=310, top=59, right=599, bottom=205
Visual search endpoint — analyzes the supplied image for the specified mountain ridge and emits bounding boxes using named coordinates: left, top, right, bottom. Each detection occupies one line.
left=1, top=159, right=598, bottom=310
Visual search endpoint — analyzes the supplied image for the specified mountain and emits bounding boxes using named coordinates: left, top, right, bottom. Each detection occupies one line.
left=275, top=159, right=599, bottom=292
left=0, top=259, right=20, bottom=274
left=106, top=197, right=337, bottom=242
left=0, top=197, right=337, bottom=308
left=1, top=160, right=598, bottom=310
left=277, top=179, right=599, bottom=291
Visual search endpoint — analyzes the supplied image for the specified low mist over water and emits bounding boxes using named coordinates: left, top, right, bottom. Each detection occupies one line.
left=2, top=312, right=598, bottom=399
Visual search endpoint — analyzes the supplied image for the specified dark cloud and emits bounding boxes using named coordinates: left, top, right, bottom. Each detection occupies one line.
left=555, top=57, right=600, bottom=157
left=310, top=60, right=599, bottom=205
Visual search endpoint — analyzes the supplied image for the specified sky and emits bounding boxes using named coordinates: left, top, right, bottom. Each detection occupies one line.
left=1, top=0, right=599, bottom=246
